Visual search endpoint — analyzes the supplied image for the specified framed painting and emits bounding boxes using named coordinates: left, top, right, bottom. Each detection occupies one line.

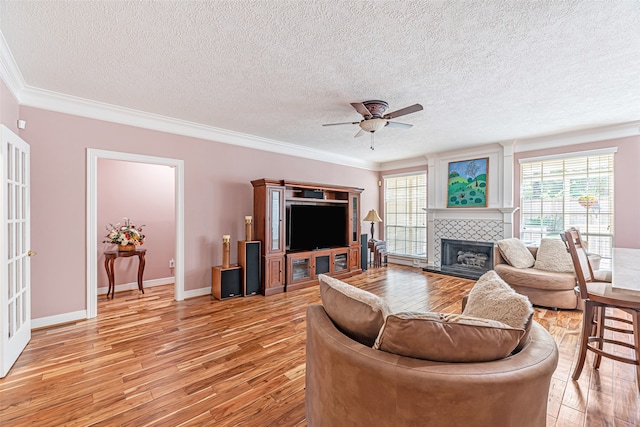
left=447, top=157, right=488, bottom=208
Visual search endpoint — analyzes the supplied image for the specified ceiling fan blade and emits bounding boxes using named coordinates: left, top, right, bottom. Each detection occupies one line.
left=322, top=121, right=360, bottom=126
left=383, top=103, right=423, bottom=119
left=385, top=121, right=413, bottom=129
left=354, top=129, right=366, bottom=138
left=350, top=102, right=373, bottom=119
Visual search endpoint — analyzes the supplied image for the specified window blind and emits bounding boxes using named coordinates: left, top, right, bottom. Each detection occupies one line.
left=384, top=173, right=427, bottom=257
left=520, top=152, right=614, bottom=262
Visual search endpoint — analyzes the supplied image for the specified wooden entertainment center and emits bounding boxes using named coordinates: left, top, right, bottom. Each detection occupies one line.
left=251, top=179, right=363, bottom=295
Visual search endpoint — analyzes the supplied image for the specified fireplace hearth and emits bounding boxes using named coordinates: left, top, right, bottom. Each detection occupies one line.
left=424, top=239, right=495, bottom=280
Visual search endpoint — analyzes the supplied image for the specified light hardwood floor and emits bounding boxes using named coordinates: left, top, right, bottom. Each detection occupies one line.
left=1, top=266, right=638, bottom=426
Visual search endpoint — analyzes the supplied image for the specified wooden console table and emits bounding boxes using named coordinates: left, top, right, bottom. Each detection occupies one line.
left=104, top=248, right=146, bottom=299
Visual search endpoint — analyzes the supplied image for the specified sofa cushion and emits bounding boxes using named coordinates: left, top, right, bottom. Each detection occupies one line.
left=533, top=238, right=575, bottom=273
left=318, top=274, right=391, bottom=347
left=496, top=238, right=535, bottom=268
left=373, top=312, right=523, bottom=362
left=463, top=270, right=533, bottom=329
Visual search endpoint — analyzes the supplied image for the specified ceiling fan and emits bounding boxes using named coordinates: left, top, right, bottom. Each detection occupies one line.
left=322, top=100, right=423, bottom=150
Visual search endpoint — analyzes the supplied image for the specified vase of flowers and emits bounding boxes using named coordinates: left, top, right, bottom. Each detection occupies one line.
left=103, top=218, right=145, bottom=251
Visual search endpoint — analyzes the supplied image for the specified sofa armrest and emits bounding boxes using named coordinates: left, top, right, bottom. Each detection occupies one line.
left=494, top=246, right=506, bottom=265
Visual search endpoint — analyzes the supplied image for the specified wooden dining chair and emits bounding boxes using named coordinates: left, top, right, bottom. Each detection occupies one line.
left=562, top=229, right=640, bottom=391
left=373, top=240, right=388, bottom=268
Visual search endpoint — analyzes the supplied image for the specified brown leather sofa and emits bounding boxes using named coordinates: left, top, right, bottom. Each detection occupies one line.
left=494, top=246, right=579, bottom=309
left=305, top=304, right=559, bottom=427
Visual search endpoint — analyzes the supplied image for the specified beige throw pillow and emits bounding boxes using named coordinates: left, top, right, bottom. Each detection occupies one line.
left=463, top=270, right=534, bottom=352
left=373, top=312, right=523, bottom=362
left=496, top=238, right=535, bottom=268
left=318, top=274, right=391, bottom=347
left=463, top=270, right=533, bottom=329
left=533, top=238, right=575, bottom=273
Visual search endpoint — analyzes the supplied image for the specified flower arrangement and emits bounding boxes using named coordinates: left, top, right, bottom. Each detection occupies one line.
left=578, top=195, right=598, bottom=208
left=103, top=218, right=145, bottom=247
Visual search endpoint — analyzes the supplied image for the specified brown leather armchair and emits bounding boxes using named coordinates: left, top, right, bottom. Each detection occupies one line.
left=305, top=304, right=558, bottom=427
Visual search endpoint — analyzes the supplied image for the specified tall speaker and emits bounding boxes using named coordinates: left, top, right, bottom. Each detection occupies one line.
left=238, top=240, right=261, bottom=296
left=360, top=234, right=368, bottom=271
left=211, top=265, right=242, bottom=300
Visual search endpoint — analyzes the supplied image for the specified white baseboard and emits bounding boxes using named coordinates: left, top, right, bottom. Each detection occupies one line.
left=387, top=255, right=427, bottom=268
left=183, top=287, right=212, bottom=299
left=97, top=276, right=174, bottom=295
left=32, top=310, right=87, bottom=329
left=32, top=277, right=176, bottom=329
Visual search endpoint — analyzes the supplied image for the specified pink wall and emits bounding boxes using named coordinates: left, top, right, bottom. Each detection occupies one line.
left=513, top=135, right=640, bottom=249
left=97, top=159, right=175, bottom=289
left=18, top=106, right=380, bottom=319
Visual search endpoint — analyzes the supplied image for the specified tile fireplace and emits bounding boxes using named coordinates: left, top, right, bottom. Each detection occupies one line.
left=426, top=238, right=495, bottom=280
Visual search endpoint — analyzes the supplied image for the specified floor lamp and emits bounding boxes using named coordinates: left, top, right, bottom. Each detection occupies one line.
left=363, top=209, right=382, bottom=241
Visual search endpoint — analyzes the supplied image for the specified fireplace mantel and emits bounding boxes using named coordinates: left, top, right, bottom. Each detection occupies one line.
left=428, top=207, right=519, bottom=214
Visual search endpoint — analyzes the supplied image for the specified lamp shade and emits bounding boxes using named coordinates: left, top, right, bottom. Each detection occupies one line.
left=359, top=118, right=387, bottom=133
left=363, top=209, right=382, bottom=223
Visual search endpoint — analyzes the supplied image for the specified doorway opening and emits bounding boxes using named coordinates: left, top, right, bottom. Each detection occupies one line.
left=86, top=149, right=184, bottom=319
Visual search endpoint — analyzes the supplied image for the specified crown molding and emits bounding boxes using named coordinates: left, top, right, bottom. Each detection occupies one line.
left=514, top=121, right=640, bottom=152
left=0, top=31, right=24, bottom=99
left=18, top=86, right=378, bottom=170
left=423, top=142, right=503, bottom=161
left=378, top=155, right=428, bottom=171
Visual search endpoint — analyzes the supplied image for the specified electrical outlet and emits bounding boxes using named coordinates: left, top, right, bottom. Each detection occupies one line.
left=169, top=258, right=175, bottom=268
left=412, top=259, right=420, bottom=267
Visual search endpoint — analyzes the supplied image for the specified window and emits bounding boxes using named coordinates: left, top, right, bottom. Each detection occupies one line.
left=384, top=172, right=427, bottom=257
left=520, top=150, right=614, bottom=264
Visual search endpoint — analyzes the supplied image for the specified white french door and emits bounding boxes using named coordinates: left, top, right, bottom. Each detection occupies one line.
left=1, top=125, right=31, bottom=378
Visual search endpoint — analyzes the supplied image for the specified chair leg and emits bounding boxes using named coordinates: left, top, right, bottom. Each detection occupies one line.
left=590, top=307, right=598, bottom=337
left=632, top=310, right=640, bottom=393
left=593, top=306, right=605, bottom=369
left=573, top=300, right=594, bottom=381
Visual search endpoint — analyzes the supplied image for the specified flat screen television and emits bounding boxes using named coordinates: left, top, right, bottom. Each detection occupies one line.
left=288, top=204, right=348, bottom=251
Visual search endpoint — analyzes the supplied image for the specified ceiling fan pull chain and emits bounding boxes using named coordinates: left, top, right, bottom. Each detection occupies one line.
left=370, top=132, right=375, bottom=150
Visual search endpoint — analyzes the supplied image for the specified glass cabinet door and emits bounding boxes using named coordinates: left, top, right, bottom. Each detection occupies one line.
left=334, top=252, right=348, bottom=272
left=350, top=194, right=359, bottom=243
left=291, top=258, right=311, bottom=281
left=269, top=187, right=284, bottom=252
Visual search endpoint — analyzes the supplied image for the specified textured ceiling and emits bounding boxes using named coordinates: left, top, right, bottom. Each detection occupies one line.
left=1, top=0, right=639, bottom=166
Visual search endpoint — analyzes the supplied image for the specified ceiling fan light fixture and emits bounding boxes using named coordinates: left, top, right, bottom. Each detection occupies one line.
left=359, top=118, right=387, bottom=133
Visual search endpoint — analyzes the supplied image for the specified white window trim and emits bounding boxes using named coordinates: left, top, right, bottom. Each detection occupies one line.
left=383, top=172, right=427, bottom=258
left=518, top=147, right=618, bottom=164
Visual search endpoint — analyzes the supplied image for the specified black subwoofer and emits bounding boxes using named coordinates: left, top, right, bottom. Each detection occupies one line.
left=212, top=265, right=242, bottom=300
left=220, top=268, right=241, bottom=298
